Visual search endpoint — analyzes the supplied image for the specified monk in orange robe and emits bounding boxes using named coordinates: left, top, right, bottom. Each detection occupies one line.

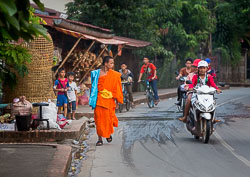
left=93, top=56, right=123, bottom=146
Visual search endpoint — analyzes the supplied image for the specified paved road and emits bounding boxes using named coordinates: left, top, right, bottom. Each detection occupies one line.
left=80, top=87, right=250, bottom=177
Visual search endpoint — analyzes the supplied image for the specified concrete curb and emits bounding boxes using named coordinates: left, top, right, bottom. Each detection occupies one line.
left=49, top=144, right=72, bottom=177
left=0, top=118, right=88, bottom=143
left=0, top=143, right=72, bottom=177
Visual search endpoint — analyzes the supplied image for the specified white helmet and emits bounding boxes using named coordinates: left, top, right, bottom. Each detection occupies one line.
left=198, top=60, right=208, bottom=68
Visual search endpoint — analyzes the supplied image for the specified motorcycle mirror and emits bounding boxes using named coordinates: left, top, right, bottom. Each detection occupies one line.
left=179, top=77, right=185, bottom=82
left=216, top=70, right=220, bottom=74
left=186, top=80, right=192, bottom=84
left=218, top=82, right=225, bottom=87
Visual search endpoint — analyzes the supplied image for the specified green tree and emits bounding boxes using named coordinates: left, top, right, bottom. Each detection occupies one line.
left=0, top=0, right=47, bottom=90
left=213, top=0, right=250, bottom=65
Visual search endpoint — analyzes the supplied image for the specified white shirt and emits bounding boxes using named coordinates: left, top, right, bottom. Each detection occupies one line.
left=67, top=82, right=77, bottom=102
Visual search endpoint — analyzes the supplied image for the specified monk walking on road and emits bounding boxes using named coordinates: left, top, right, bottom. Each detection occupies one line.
left=89, top=56, right=123, bottom=146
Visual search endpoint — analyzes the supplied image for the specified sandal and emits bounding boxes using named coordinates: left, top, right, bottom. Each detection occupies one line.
left=106, top=135, right=112, bottom=143
left=96, top=140, right=103, bottom=146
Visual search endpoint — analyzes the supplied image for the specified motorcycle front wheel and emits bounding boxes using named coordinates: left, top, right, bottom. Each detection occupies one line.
left=202, top=119, right=211, bottom=144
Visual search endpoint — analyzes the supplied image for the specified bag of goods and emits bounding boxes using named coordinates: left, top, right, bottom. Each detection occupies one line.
left=57, top=114, right=71, bottom=129
left=11, top=96, right=32, bottom=116
left=78, top=95, right=89, bottom=105
left=37, top=100, right=61, bottom=130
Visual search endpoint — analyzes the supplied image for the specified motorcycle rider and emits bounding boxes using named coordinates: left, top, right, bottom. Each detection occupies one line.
left=176, top=58, right=194, bottom=105
left=119, top=63, right=135, bottom=107
left=179, top=60, right=221, bottom=123
left=185, top=59, right=201, bottom=84
left=205, top=58, right=216, bottom=78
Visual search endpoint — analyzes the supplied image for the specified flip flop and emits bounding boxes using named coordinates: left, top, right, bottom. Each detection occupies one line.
left=96, top=140, right=103, bottom=146
left=106, top=135, right=112, bottom=143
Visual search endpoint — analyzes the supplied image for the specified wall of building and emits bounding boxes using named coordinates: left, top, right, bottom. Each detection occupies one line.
left=215, top=49, right=249, bottom=84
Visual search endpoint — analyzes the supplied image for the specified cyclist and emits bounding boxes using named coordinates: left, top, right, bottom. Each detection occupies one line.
left=179, top=60, right=221, bottom=123
left=119, top=63, right=134, bottom=107
left=138, top=57, right=160, bottom=105
left=176, top=58, right=193, bottom=105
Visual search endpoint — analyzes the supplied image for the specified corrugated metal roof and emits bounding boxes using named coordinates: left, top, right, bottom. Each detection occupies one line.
left=36, top=14, right=111, bottom=33
left=54, top=27, right=127, bottom=45
left=36, top=14, right=151, bottom=48
left=114, top=36, right=152, bottom=48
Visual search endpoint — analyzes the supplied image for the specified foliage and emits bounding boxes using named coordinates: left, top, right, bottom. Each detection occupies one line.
left=0, top=0, right=47, bottom=90
left=213, top=0, right=250, bottom=65
left=0, top=0, right=46, bottom=41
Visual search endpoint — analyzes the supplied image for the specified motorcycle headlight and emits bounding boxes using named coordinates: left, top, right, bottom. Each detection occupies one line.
left=207, top=104, right=214, bottom=112
left=195, top=101, right=206, bottom=112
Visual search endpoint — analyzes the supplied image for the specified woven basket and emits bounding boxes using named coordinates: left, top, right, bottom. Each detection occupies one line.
left=3, top=34, right=55, bottom=103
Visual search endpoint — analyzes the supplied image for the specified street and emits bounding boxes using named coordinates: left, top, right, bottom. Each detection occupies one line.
left=79, top=87, right=250, bottom=177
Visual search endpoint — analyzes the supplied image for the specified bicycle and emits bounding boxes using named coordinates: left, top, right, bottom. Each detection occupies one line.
left=140, top=80, right=155, bottom=108
left=118, top=81, right=131, bottom=113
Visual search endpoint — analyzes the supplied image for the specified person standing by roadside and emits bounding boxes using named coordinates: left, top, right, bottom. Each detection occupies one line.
left=89, top=56, right=123, bottom=146
left=138, top=57, right=160, bottom=105
left=119, top=63, right=135, bottom=107
left=67, top=72, right=78, bottom=120
left=53, top=68, right=69, bottom=118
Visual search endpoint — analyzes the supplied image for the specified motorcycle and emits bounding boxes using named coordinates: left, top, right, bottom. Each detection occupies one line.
left=185, top=83, right=219, bottom=144
left=175, top=71, right=188, bottom=115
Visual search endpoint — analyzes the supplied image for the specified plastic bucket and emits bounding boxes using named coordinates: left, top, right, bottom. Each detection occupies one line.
left=15, top=115, right=31, bottom=131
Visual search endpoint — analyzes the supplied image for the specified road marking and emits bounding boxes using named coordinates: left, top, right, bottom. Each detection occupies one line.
left=214, top=132, right=250, bottom=167
left=215, top=95, right=250, bottom=167
left=217, top=95, right=248, bottom=107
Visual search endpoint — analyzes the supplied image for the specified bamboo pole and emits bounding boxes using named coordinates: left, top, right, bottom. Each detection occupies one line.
left=72, top=41, right=95, bottom=72
left=54, top=37, right=82, bottom=76
left=79, top=47, right=107, bottom=84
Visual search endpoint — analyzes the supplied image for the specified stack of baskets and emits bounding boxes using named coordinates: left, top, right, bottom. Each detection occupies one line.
left=4, top=34, right=55, bottom=103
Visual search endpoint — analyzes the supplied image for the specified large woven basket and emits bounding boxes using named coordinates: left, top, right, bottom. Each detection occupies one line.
left=3, top=34, right=55, bottom=103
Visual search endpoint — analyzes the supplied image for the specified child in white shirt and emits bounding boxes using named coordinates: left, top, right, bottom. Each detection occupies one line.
left=67, top=72, right=78, bottom=120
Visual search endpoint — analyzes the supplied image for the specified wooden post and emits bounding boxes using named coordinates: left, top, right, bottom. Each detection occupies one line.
left=113, top=45, right=124, bottom=59
left=54, top=37, right=82, bottom=76
left=79, top=47, right=107, bottom=83
left=72, top=40, right=95, bottom=72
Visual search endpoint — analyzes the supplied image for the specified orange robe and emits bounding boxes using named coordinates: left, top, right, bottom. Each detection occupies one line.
left=94, top=70, right=123, bottom=138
